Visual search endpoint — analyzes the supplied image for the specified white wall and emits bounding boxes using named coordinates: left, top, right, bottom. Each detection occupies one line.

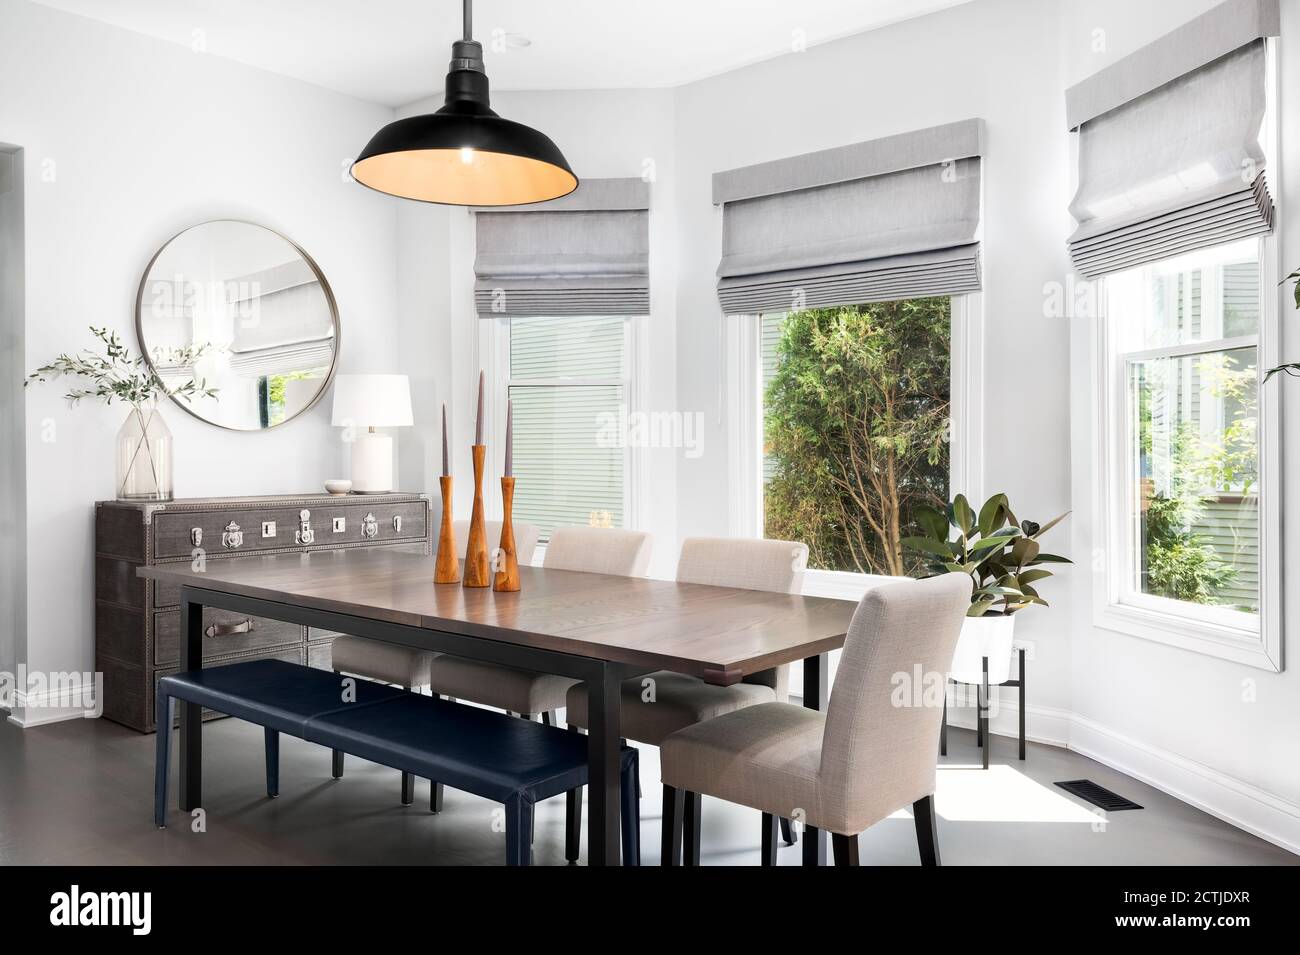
left=0, top=0, right=400, bottom=698
left=1064, top=0, right=1300, bottom=852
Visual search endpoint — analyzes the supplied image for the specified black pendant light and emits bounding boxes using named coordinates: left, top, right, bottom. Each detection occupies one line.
left=351, top=0, right=577, bottom=206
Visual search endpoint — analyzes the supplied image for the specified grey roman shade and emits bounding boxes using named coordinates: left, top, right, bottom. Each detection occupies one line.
left=712, top=119, right=984, bottom=315
left=1065, top=0, right=1278, bottom=278
left=473, top=177, right=649, bottom=317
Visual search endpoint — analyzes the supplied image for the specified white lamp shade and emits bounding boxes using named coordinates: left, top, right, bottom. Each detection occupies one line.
left=331, top=374, right=413, bottom=428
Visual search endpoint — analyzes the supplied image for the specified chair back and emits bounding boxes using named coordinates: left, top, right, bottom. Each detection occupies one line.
left=819, top=573, right=971, bottom=832
left=453, top=519, right=539, bottom=565
left=544, top=526, right=653, bottom=577
left=675, top=537, right=807, bottom=594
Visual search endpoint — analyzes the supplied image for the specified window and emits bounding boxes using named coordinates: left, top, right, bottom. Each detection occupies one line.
left=758, top=298, right=952, bottom=576
left=1100, top=237, right=1276, bottom=661
left=502, top=315, right=630, bottom=542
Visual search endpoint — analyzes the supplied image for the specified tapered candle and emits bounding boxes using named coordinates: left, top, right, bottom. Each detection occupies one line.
left=504, top=399, right=513, bottom=477
left=474, top=370, right=484, bottom=445
left=441, top=402, right=449, bottom=476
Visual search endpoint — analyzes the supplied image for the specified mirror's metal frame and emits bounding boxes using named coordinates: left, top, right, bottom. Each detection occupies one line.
left=134, top=218, right=341, bottom=432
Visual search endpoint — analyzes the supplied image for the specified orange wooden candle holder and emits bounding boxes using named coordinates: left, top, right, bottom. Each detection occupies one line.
left=493, top=476, right=520, bottom=592
left=434, top=474, right=460, bottom=583
left=463, top=444, right=491, bottom=588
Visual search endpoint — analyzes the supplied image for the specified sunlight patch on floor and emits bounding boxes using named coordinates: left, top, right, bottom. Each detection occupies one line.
left=933, top=764, right=1102, bottom=824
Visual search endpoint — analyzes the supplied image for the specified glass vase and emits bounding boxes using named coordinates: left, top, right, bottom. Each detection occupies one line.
left=116, top=402, right=173, bottom=501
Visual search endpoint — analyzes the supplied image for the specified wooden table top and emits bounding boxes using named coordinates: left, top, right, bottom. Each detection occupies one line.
left=139, top=549, right=858, bottom=684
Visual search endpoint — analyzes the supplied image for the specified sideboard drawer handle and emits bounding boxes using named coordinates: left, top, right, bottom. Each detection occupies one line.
left=204, top=619, right=255, bottom=638
left=392, top=515, right=402, bottom=533
left=221, top=521, right=244, bottom=549
left=361, top=513, right=378, bottom=539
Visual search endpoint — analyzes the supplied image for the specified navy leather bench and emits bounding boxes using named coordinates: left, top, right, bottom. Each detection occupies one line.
left=154, top=659, right=640, bottom=865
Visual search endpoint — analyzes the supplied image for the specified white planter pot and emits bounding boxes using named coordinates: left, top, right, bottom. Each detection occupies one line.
left=950, top=614, right=1016, bottom=686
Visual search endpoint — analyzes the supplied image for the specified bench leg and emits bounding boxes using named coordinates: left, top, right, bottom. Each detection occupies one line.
left=400, top=772, right=414, bottom=806
left=264, top=728, right=279, bottom=798
left=683, top=791, right=702, bottom=866
left=661, top=785, right=684, bottom=866
left=331, top=749, right=344, bottom=779
left=154, top=692, right=173, bottom=828
left=620, top=751, right=640, bottom=866
left=564, top=723, right=583, bottom=863
left=504, top=795, right=534, bottom=866
left=430, top=781, right=445, bottom=813
left=761, top=813, right=778, bottom=866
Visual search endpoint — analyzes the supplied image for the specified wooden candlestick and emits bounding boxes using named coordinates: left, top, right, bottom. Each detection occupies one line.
left=434, top=475, right=460, bottom=583
left=463, top=444, right=491, bottom=588
left=493, top=476, right=520, bottom=592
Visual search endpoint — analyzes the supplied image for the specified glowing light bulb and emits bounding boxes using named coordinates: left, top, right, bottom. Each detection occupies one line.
left=460, top=147, right=475, bottom=165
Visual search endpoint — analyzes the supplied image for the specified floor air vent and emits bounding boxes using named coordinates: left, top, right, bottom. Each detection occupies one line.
left=1054, top=779, right=1144, bottom=812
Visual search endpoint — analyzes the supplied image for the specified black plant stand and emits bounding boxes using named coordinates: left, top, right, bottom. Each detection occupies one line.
left=940, top=647, right=1025, bottom=770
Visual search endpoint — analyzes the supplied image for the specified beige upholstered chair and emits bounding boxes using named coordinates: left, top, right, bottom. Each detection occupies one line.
left=658, top=573, right=972, bottom=866
left=428, top=525, right=653, bottom=718
left=327, top=519, right=539, bottom=804
left=564, top=536, right=808, bottom=860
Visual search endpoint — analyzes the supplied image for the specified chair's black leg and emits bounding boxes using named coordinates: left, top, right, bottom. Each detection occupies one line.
left=264, top=728, right=279, bottom=798
left=913, top=794, right=942, bottom=866
left=981, top=656, right=990, bottom=771
left=661, top=785, right=684, bottom=866
left=802, top=825, right=824, bottom=866
left=761, top=813, right=778, bottom=866
left=153, top=693, right=173, bottom=828
left=401, top=772, right=414, bottom=805
left=832, top=832, right=860, bottom=867
left=683, top=791, right=702, bottom=866
left=620, top=752, right=640, bottom=866
left=779, top=816, right=797, bottom=846
left=430, top=781, right=445, bottom=813
left=940, top=684, right=948, bottom=756
left=564, top=723, right=583, bottom=863
left=1018, top=648, right=1027, bottom=761
left=331, top=749, right=344, bottom=779
left=504, top=796, right=533, bottom=866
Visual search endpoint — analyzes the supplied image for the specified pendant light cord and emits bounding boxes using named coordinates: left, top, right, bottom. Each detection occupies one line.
left=463, top=0, right=473, bottom=40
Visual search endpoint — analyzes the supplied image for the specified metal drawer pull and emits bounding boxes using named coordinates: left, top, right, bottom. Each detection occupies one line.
left=361, top=513, right=378, bottom=539
left=296, top=508, right=315, bottom=545
left=190, top=527, right=203, bottom=547
left=205, top=619, right=255, bottom=638
left=221, top=521, right=243, bottom=549
left=393, top=515, right=402, bottom=533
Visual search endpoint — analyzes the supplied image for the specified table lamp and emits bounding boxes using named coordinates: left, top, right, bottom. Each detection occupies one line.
left=330, top=374, right=413, bottom=493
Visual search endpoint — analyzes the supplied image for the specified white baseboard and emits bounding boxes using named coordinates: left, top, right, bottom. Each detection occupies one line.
left=5, top=684, right=99, bottom=728
left=1069, top=714, right=1300, bottom=857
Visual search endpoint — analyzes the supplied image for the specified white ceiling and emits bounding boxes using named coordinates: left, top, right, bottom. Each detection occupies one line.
left=31, top=0, right=972, bottom=107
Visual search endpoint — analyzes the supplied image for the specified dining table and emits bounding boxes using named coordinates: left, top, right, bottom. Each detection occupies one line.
left=139, top=548, right=859, bottom=865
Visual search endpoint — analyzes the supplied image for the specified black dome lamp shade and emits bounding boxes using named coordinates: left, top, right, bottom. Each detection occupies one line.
left=350, top=0, right=577, bottom=206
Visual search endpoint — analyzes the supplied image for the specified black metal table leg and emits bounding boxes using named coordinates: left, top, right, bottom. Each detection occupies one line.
left=586, top=665, right=622, bottom=866
left=178, top=592, right=203, bottom=811
left=980, top=656, right=989, bottom=771
left=801, top=652, right=828, bottom=866
left=1018, top=647, right=1026, bottom=761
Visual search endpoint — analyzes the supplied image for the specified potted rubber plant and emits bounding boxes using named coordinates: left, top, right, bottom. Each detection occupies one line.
left=27, top=326, right=216, bottom=501
left=903, top=492, right=1070, bottom=684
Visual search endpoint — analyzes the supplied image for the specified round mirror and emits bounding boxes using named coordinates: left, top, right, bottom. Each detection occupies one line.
left=136, top=220, right=339, bottom=431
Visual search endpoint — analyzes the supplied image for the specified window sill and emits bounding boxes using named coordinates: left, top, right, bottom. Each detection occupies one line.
left=800, top=568, right=902, bottom=601
left=1093, top=600, right=1279, bottom=672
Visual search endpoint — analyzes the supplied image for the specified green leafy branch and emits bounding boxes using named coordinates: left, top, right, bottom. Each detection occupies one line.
left=903, top=492, right=1071, bottom=617
left=25, top=326, right=218, bottom=407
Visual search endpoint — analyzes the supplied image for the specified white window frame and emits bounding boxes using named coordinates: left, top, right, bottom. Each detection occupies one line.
left=727, top=293, right=983, bottom=600
left=1089, top=37, right=1283, bottom=673
left=1092, top=237, right=1282, bottom=671
left=481, top=314, right=646, bottom=554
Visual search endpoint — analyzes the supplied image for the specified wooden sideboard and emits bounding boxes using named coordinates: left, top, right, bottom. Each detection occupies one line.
left=95, top=492, right=432, bottom=732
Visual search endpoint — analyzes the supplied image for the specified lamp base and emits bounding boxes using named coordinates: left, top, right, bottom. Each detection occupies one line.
left=349, top=431, right=394, bottom=494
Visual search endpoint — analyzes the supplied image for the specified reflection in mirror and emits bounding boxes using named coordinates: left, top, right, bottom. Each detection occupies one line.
left=136, top=220, right=339, bottom=430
